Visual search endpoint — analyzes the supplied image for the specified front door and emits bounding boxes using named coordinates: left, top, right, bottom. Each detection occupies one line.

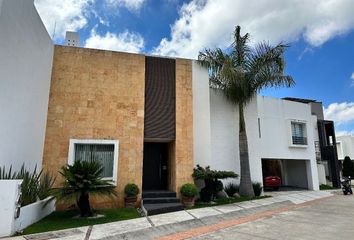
left=143, top=142, right=168, bottom=190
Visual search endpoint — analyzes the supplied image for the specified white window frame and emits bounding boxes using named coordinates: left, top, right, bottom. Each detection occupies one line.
left=68, top=139, right=119, bottom=185
left=288, top=120, right=308, bottom=148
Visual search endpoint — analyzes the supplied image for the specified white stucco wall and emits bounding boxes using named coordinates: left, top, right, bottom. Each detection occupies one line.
left=206, top=93, right=319, bottom=190
left=257, top=97, right=319, bottom=190
left=0, top=180, right=22, bottom=237
left=14, top=197, right=56, bottom=232
left=192, top=61, right=212, bottom=168
left=336, top=135, right=354, bottom=160
left=209, top=91, right=262, bottom=184
left=0, top=0, right=53, bottom=172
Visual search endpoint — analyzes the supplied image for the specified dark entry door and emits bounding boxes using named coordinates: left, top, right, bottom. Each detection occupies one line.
left=143, top=142, right=168, bottom=190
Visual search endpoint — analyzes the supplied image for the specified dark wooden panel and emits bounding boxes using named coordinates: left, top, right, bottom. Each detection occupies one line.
left=144, top=56, right=176, bottom=140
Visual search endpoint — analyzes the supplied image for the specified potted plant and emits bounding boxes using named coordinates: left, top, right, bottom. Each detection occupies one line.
left=124, top=183, right=139, bottom=208
left=180, top=183, right=198, bottom=208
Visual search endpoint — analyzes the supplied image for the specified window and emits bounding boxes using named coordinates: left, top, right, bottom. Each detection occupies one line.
left=258, top=118, right=261, bottom=138
left=291, top=122, right=307, bottom=145
left=68, top=139, right=119, bottom=182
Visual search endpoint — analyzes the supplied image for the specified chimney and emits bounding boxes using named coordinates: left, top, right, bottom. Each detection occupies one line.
left=64, top=31, right=80, bottom=47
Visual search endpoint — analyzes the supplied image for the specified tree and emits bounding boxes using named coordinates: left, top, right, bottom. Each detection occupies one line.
left=198, top=26, right=294, bottom=197
left=342, top=156, right=354, bottom=178
left=192, top=165, right=238, bottom=202
left=56, top=160, right=116, bottom=217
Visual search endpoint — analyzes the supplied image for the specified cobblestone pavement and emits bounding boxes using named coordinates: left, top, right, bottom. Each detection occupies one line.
left=178, top=194, right=354, bottom=240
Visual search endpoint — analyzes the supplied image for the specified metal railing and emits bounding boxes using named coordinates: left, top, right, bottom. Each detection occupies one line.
left=292, top=136, right=307, bottom=145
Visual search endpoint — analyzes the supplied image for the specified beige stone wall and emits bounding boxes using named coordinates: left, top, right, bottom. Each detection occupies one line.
left=172, top=59, right=194, bottom=195
left=42, top=46, right=145, bottom=208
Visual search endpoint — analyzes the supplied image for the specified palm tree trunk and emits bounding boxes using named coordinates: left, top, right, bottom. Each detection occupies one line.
left=238, top=104, right=255, bottom=197
left=78, top=193, right=93, bottom=217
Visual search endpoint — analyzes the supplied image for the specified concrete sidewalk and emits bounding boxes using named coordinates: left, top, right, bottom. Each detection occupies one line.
left=5, top=191, right=333, bottom=240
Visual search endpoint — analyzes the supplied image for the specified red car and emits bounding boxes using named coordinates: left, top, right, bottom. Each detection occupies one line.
left=264, top=176, right=281, bottom=190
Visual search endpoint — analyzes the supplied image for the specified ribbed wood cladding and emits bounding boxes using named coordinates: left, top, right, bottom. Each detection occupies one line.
left=144, top=56, right=176, bottom=140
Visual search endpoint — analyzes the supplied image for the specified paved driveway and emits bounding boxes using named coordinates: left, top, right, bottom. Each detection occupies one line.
left=189, top=193, right=354, bottom=240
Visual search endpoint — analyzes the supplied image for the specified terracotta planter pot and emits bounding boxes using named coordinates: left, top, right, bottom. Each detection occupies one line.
left=182, top=196, right=195, bottom=208
left=124, top=196, right=137, bottom=208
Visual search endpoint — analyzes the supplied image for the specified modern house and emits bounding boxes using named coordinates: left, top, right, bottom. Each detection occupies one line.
left=0, top=0, right=341, bottom=214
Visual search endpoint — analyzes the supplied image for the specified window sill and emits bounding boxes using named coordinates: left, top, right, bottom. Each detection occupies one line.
left=289, top=144, right=308, bottom=148
left=103, top=178, right=117, bottom=186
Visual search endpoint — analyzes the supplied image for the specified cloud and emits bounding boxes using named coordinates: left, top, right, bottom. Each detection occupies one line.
left=34, top=0, right=93, bottom=39
left=153, top=0, right=354, bottom=58
left=351, top=72, right=354, bottom=87
left=336, top=130, right=354, bottom=137
left=324, top=102, right=354, bottom=125
left=104, top=0, right=145, bottom=12
left=84, top=29, right=144, bottom=53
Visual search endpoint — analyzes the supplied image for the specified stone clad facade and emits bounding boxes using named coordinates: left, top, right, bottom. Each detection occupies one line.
left=42, top=46, right=194, bottom=207
left=42, top=46, right=146, bottom=208
left=173, top=59, right=194, bottom=193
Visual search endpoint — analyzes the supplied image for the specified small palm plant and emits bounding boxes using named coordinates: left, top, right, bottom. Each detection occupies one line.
left=56, top=160, right=116, bottom=217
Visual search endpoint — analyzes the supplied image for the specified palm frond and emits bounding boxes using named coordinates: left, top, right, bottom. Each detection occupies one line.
left=55, top=160, right=117, bottom=204
left=231, top=25, right=251, bottom=68
left=247, top=42, right=295, bottom=91
left=198, top=25, right=295, bottom=105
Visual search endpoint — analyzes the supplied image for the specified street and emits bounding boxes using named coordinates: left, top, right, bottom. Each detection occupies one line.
left=189, top=193, right=354, bottom=240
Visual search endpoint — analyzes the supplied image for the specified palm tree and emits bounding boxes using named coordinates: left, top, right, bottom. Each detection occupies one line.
left=198, top=26, right=294, bottom=197
left=56, top=160, right=117, bottom=217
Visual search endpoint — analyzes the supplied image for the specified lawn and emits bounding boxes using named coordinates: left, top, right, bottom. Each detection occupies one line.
left=22, top=208, right=141, bottom=235
left=23, top=196, right=270, bottom=235
left=192, top=195, right=271, bottom=209
left=319, top=184, right=336, bottom=190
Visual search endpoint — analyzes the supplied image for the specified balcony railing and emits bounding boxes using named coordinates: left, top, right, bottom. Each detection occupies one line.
left=292, top=136, right=307, bottom=145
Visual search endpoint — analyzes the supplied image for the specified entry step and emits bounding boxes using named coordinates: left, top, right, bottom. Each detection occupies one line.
left=142, top=191, right=183, bottom=216
left=143, top=197, right=180, bottom=204
left=142, top=190, right=177, bottom=198
left=143, top=202, right=184, bottom=216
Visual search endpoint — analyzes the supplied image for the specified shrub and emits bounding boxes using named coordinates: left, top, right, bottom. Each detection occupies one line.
left=319, top=184, right=334, bottom=190
left=0, top=165, right=17, bottom=179
left=225, top=183, right=239, bottom=197
left=252, top=182, right=263, bottom=197
left=200, top=188, right=214, bottom=202
left=192, top=165, right=238, bottom=180
left=56, top=160, right=117, bottom=217
left=192, top=165, right=238, bottom=202
left=124, top=183, right=139, bottom=197
left=342, top=156, right=354, bottom=178
left=38, top=172, right=56, bottom=200
left=0, top=165, right=55, bottom=206
left=180, top=183, right=198, bottom=197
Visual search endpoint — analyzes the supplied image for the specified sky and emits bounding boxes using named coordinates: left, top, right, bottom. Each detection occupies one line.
left=34, top=0, right=354, bottom=136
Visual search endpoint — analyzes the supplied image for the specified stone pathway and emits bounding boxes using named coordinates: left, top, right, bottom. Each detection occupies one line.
left=4, top=191, right=333, bottom=240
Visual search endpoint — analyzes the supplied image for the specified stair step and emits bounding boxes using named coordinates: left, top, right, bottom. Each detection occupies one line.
left=143, top=202, right=184, bottom=216
left=142, top=191, right=176, bottom=198
left=143, top=197, right=180, bottom=204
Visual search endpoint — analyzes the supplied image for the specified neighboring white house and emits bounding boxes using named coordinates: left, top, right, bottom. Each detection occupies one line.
left=194, top=91, right=320, bottom=190
left=0, top=0, right=54, bottom=172
left=336, top=135, right=354, bottom=160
